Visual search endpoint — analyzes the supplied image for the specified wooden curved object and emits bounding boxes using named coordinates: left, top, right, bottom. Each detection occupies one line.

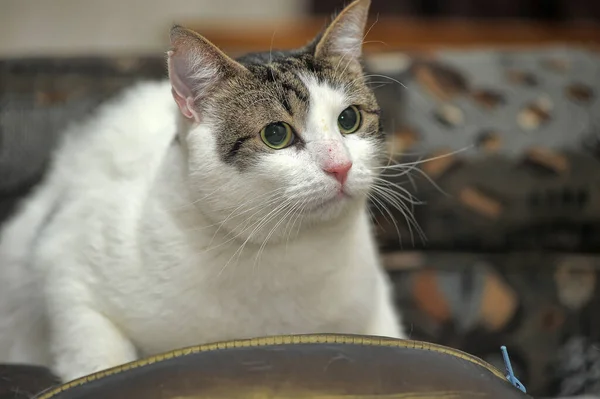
left=38, top=334, right=531, bottom=399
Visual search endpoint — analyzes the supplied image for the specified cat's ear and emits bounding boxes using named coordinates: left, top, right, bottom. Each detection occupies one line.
left=313, top=0, right=371, bottom=61
left=168, top=26, right=246, bottom=122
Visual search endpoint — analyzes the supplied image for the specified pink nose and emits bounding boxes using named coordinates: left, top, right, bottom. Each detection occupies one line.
left=324, top=162, right=352, bottom=185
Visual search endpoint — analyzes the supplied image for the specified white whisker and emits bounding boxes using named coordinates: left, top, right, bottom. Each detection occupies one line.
left=368, top=190, right=402, bottom=244
left=255, top=198, right=303, bottom=267
left=220, top=197, right=294, bottom=277
left=376, top=145, right=473, bottom=170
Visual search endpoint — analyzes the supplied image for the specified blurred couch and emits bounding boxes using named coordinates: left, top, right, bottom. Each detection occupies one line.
left=0, top=46, right=599, bottom=397
left=370, top=47, right=600, bottom=397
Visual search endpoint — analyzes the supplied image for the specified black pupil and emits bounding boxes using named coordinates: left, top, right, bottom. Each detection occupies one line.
left=339, top=107, right=358, bottom=131
left=265, top=123, right=288, bottom=146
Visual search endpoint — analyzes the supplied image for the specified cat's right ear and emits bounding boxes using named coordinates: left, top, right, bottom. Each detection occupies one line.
left=168, top=26, right=246, bottom=123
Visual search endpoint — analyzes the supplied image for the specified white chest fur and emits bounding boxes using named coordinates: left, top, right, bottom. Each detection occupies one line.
left=34, top=139, right=380, bottom=352
left=93, top=208, right=382, bottom=356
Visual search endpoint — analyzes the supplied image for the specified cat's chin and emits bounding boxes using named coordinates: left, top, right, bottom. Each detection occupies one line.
left=312, top=191, right=351, bottom=211
left=304, top=191, right=363, bottom=222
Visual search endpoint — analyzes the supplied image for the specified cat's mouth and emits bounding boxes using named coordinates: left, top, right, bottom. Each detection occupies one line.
left=312, top=190, right=351, bottom=210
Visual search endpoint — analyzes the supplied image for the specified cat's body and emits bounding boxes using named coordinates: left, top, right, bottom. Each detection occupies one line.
left=0, top=0, right=404, bottom=382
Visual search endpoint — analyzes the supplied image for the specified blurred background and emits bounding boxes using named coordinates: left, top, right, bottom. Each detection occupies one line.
left=1, top=1, right=599, bottom=398
left=1, top=0, right=304, bottom=56
left=2, top=0, right=599, bottom=56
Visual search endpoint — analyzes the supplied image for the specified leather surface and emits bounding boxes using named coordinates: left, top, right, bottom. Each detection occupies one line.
left=34, top=335, right=530, bottom=399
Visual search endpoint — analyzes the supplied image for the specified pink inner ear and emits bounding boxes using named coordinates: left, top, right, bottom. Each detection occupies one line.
left=167, top=51, right=201, bottom=123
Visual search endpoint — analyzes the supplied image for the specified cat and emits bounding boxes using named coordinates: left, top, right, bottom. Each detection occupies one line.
left=0, top=0, right=405, bottom=383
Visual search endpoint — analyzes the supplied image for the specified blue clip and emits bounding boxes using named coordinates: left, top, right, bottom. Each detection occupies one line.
left=501, top=346, right=526, bottom=393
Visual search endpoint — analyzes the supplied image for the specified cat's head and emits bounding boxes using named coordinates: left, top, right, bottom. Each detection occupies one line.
left=168, top=0, right=384, bottom=242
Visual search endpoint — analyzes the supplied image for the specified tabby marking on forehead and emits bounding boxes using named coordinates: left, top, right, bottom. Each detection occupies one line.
left=206, top=50, right=379, bottom=170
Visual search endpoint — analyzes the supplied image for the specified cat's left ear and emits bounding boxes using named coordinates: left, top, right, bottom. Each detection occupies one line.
left=168, top=26, right=247, bottom=123
left=313, top=0, right=371, bottom=61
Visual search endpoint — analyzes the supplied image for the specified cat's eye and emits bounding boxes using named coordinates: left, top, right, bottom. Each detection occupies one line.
left=337, top=105, right=362, bottom=134
left=260, top=122, right=294, bottom=149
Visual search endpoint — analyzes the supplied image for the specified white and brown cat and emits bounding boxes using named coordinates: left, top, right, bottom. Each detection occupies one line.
left=0, top=0, right=405, bottom=382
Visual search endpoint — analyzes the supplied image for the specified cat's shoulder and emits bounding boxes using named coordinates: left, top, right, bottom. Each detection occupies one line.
left=63, top=80, right=175, bottom=150
left=0, top=80, right=179, bottom=257
left=53, top=80, right=177, bottom=183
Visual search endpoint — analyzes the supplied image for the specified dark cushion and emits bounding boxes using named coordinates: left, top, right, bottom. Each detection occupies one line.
left=16, top=335, right=529, bottom=399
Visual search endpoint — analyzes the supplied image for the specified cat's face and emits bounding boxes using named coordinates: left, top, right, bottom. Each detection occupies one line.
left=169, top=0, right=382, bottom=242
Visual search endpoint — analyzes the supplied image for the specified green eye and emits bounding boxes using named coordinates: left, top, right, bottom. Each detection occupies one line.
left=260, top=122, right=294, bottom=149
left=337, top=105, right=362, bottom=134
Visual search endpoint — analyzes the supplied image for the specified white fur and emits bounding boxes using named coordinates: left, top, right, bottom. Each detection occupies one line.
left=0, top=76, right=404, bottom=382
left=325, top=13, right=366, bottom=59
left=316, top=0, right=370, bottom=60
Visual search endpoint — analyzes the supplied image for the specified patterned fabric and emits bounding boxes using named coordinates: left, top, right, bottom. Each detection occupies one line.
left=384, top=251, right=600, bottom=397
left=369, top=47, right=600, bottom=397
left=0, top=48, right=599, bottom=397
left=367, top=47, right=600, bottom=252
